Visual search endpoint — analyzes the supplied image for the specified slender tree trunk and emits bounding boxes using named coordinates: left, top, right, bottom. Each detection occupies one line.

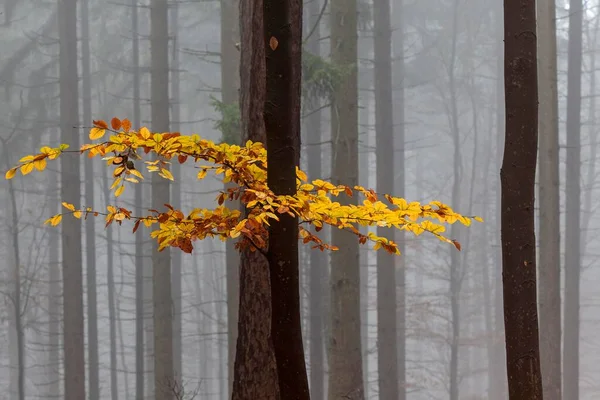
left=263, top=0, right=309, bottom=398
left=329, top=0, right=364, bottom=394
left=501, top=0, right=543, bottom=398
left=537, top=0, right=561, bottom=398
left=58, top=0, right=86, bottom=398
left=305, top=1, right=325, bottom=398
left=102, top=167, right=119, bottom=400
left=150, top=0, right=174, bottom=398
left=169, top=3, right=183, bottom=385
left=81, top=0, right=99, bottom=397
left=563, top=0, right=583, bottom=397
left=391, top=0, right=406, bottom=395
left=132, top=0, right=144, bottom=398
left=232, top=0, right=279, bottom=398
left=220, top=0, right=241, bottom=394
left=373, top=0, right=398, bottom=395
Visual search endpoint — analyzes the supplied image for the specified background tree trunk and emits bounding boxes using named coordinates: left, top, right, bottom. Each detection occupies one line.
left=537, top=0, right=562, bottom=397
left=58, top=0, right=86, bottom=398
left=150, top=0, right=174, bottom=398
left=328, top=0, right=364, bottom=394
left=501, top=0, right=543, bottom=398
left=564, top=0, right=583, bottom=397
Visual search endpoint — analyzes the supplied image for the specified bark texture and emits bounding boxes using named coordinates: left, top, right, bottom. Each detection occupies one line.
left=537, top=0, right=562, bottom=397
left=501, top=0, right=543, bottom=398
left=264, top=0, right=309, bottom=398
left=232, top=0, right=280, bottom=398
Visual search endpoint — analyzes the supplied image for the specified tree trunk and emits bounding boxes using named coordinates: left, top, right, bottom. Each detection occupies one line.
left=563, top=0, right=583, bottom=397
left=103, top=167, right=119, bottom=400
left=373, top=0, right=398, bottom=396
left=81, top=0, right=99, bottom=397
left=169, top=3, right=183, bottom=386
left=231, top=0, right=280, bottom=398
left=537, top=0, right=561, bottom=397
left=132, top=0, right=145, bottom=398
left=501, top=0, right=543, bottom=398
left=391, top=0, right=406, bottom=395
left=329, top=0, right=364, bottom=395
left=305, top=1, right=326, bottom=398
left=263, top=0, right=309, bottom=398
left=150, top=0, right=174, bottom=398
left=58, top=0, right=86, bottom=398
left=220, top=0, right=241, bottom=395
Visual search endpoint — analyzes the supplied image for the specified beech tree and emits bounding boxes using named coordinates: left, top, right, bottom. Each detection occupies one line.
left=501, top=0, right=543, bottom=397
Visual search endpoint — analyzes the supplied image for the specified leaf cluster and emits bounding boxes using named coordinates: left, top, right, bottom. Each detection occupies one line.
left=5, top=117, right=482, bottom=256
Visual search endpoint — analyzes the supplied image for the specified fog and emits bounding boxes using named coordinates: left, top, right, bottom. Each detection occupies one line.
left=0, top=0, right=592, bottom=399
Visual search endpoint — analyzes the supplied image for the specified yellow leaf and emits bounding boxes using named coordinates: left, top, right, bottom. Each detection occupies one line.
left=159, top=168, right=174, bottom=181
left=62, top=202, right=76, bottom=211
left=20, top=163, right=34, bottom=176
left=34, top=158, right=47, bottom=171
left=474, top=216, right=484, bottom=223
left=140, top=127, right=151, bottom=139
left=44, top=214, right=62, bottom=226
left=125, top=177, right=139, bottom=183
left=110, top=177, right=122, bottom=190
left=130, top=169, right=144, bottom=180
left=197, top=168, right=208, bottom=180
left=89, top=127, right=106, bottom=140
left=115, top=185, right=125, bottom=197
left=73, top=210, right=82, bottom=219
left=5, top=168, right=17, bottom=180
left=296, top=168, right=308, bottom=182
left=19, top=155, right=34, bottom=162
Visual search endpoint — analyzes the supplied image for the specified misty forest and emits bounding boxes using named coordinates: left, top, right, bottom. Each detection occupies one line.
left=0, top=0, right=590, bottom=398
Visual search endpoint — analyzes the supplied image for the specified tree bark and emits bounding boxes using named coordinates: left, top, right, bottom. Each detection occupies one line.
left=58, top=0, right=86, bottom=398
left=536, top=0, right=561, bottom=397
left=231, top=0, right=280, bottom=398
left=150, top=0, right=174, bottom=398
left=501, top=0, right=543, bottom=398
left=373, top=0, right=398, bottom=396
left=563, top=0, right=583, bottom=397
left=263, top=0, right=309, bottom=398
left=329, top=0, right=364, bottom=395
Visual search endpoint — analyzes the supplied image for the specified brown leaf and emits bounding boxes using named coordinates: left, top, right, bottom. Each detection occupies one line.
left=269, top=36, right=279, bottom=51
left=452, top=240, right=462, bottom=251
left=93, top=119, right=108, bottom=129
left=111, top=117, right=122, bottom=130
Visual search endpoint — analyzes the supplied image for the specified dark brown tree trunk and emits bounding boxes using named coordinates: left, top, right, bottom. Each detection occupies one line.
left=232, top=0, right=280, bottom=398
left=501, top=0, right=543, bottom=398
left=263, top=0, right=309, bottom=398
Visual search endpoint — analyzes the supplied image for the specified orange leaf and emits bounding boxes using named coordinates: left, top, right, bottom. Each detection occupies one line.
left=132, top=220, right=141, bottom=233
left=178, top=155, right=188, bottom=164
left=452, top=240, right=462, bottom=251
left=111, top=117, right=122, bottom=130
left=269, top=36, right=279, bottom=50
left=93, top=120, right=108, bottom=129
left=122, top=118, right=132, bottom=132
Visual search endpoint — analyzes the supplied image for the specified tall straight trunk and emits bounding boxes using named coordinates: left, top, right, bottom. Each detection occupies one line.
left=391, top=0, right=406, bottom=395
left=220, top=0, right=241, bottom=394
left=81, top=0, right=99, bottom=397
left=563, top=0, right=583, bottom=397
left=264, top=0, right=309, bottom=398
left=169, top=3, right=183, bottom=384
left=537, top=0, right=561, bottom=398
left=448, top=2, right=462, bottom=399
left=5, top=149, right=25, bottom=400
left=373, top=0, right=397, bottom=396
left=150, top=0, right=174, bottom=398
left=329, top=0, right=364, bottom=395
left=103, top=167, right=119, bottom=400
left=47, top=144, right=61, bottom=399
left=132, top=0, right=144, bottom=398
left=232, top=0, right=279, bottom=398
left=501, top=0, right=543, bottom=398
left=305, top=1, right=325, bottom=398
left=58, top=0, right=85, bottom=398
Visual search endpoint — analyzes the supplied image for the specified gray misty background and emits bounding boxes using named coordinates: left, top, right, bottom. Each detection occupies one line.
left=0, top=0, right=592, bottom=399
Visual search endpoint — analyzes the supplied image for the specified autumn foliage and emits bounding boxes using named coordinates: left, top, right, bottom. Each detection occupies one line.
left=5, top=118, right=481, bottom=254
